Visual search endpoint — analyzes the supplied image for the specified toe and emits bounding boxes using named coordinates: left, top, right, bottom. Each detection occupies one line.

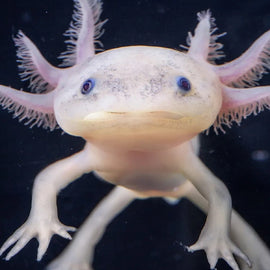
left=188, top=241, right=204, bottom=252
left=231, top=242, right=251, bottom=267
left=57, top=228, right=72, bottom=240
left=220, top=249, right=240, bottom=270
left=37, top=235, right=51, bottom=261
left=0, top=227, right=25, bottom=256
left=5, top=234, right=32, bottom=260
left=206, top=248, right=218, bottom=269
left=64, top=226, right=77, bottom=232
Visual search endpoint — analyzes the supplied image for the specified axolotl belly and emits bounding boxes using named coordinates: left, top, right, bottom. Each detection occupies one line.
left=0, top=1, right=270, bottom=270
left=93, top=146, right=191, bottom=194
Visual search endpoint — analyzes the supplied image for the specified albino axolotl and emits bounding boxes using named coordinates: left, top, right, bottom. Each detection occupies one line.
left=0, top=0, right=269, bottom=269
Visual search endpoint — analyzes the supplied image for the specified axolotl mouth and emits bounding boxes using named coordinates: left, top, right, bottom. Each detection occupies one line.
left=83, top=111, right=183, bottom=121
left=61, top=111, right=198, bottom=151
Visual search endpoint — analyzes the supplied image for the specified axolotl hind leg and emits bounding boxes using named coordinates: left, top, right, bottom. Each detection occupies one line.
left=46, top=187, right=136, bottom=270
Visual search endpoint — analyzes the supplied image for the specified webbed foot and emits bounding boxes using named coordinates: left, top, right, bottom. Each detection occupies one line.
left=188, top=230, right=251, bottom=270
left=0, top=217, right=76, bottom=261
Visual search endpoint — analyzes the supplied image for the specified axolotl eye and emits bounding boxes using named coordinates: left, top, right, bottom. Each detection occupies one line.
left=177, top=76, right=191, bottom=92
left=81, top=78, right=95, bottom=95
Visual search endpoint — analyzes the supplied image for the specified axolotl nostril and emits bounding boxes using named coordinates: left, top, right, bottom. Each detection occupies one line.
left=0, top=0, right=269, bottom=270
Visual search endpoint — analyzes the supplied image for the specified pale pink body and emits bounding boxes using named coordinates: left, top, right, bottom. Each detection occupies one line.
left=0, top=1, right=269, bottom=270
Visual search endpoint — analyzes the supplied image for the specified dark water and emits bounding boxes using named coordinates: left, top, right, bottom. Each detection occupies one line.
left=0, top=0, right=269, bottom=269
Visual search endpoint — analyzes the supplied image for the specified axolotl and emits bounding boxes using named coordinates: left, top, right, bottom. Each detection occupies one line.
left=0, top=0, right=269, bottom=269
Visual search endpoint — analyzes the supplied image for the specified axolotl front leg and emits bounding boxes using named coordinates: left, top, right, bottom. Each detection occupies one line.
left=174, top=143, right=251, bottom=269
left=184, top=181, right=270, bottom=270
left=0, top=143, right=95, bottom=261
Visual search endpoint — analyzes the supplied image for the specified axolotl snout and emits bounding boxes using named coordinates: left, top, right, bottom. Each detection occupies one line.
left=0, top=0, right=270, bottom=270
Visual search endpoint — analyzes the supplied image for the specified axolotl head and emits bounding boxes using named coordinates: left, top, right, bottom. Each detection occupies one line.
left=1, top=8, right=266, bottom=152
left=54, top=46, right=222, bottom=151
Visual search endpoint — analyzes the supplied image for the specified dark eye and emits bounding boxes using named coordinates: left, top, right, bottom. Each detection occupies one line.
left=177, top=77, right=191, bottom=92
left=81, top=78, right=95, bottom=94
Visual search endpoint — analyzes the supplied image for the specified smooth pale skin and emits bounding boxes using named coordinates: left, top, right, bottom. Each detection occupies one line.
left=0, top=1, right=270, bottom=270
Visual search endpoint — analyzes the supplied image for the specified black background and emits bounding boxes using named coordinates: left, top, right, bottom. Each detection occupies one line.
left=0, top=0, right=269, bottom=269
